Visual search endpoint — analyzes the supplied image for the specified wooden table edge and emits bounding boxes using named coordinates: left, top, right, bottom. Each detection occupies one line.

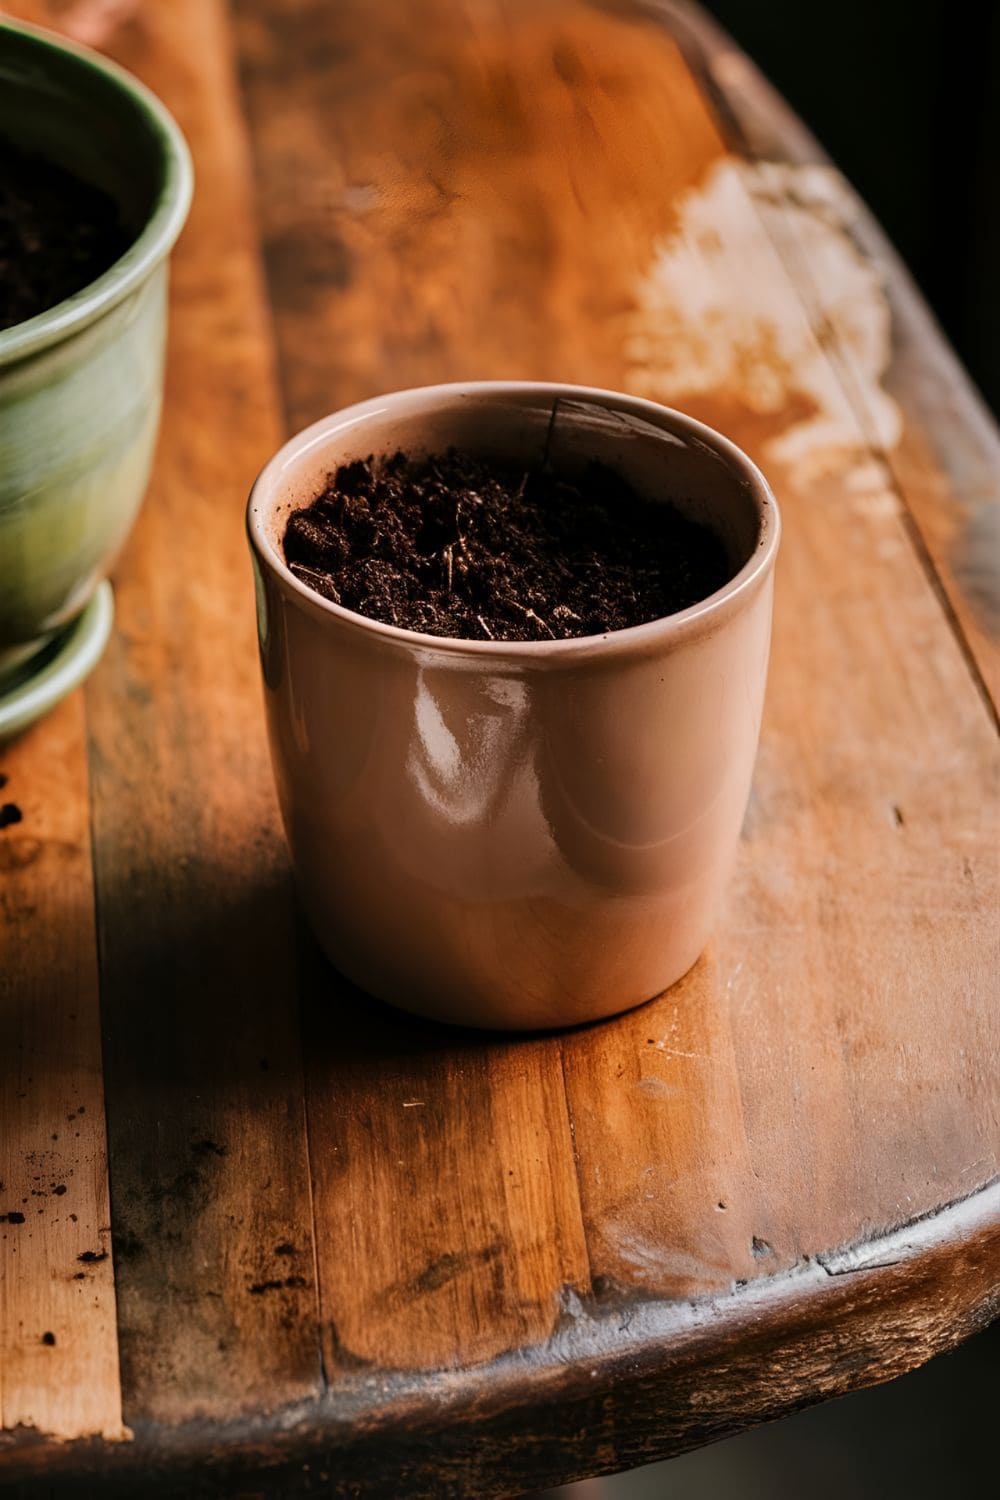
left=2, top=1179, right=996, bottom=1492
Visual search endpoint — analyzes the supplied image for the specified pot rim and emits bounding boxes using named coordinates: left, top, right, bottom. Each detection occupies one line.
left=0, top=17, right=193, bottom=366
left=247, top=381, right=781, bottom=661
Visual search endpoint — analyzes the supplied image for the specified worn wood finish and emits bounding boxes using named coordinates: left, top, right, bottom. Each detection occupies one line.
left=0, top=696, right=124, bottom=1442
left=78, top=0, right=323, bottom=1427
left=656, top=0, right=1000, bottom=712
left=299, top=955, right=591, bottom=1375
left=4, top=0, right=323, bottom=1432
left=1, top=0, right=998, bottom=1493
left=234, top=0, right=727, bottom=428
left=3, top=1188, right=998, bottom=1497
left=564, top=129, right=1000, bottom=1287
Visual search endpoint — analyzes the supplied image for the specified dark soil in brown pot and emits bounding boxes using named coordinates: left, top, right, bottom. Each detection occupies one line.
left=282, top=449, right=732, bottom=642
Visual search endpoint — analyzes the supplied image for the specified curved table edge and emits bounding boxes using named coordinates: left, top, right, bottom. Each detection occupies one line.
left=3, top=1178, right=998, bottom=1495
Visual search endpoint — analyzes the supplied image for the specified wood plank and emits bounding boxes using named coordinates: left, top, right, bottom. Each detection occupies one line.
left=233, top=0, right=725, bottom=428
left=299, top=959, right=591, bottom=1373
left=8, top=0, right=324, bottom=1424
left=0, top=694, right=125, bottom=1443
left=236, top=0, right=594, bottom=1377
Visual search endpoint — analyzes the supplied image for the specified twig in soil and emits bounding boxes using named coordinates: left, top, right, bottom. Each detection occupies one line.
left=476, top=615, right=495, bottom=640
left=541, top=398, right=561, bottom=467
left=291, top=563, right=341, bottom=604
left=511, top=601, right=556, bottom=638
left=453, top=504, right=475, bottom=573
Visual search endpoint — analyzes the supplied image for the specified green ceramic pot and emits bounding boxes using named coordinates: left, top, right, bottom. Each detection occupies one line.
left=0, top=19, right=192, bottom=678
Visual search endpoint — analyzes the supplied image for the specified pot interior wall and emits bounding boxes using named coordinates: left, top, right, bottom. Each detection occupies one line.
left=267, top=390, right=763, bottom=581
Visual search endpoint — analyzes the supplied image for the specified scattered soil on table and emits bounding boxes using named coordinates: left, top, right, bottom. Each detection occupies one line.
left=0, top=140, right=130, bottom=330
left=282, top=449, right=731, bottom=642
left=248, top=1275, right=309, bottom=1295
left=190, top=1139, right=226, bottom=1157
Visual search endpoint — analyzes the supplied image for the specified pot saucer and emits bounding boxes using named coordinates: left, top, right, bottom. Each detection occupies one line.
left=0, top=583, right=114, bottom=740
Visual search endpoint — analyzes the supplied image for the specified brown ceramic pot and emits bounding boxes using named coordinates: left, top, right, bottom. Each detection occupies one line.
left=247, top=383, right=780, bottom=1030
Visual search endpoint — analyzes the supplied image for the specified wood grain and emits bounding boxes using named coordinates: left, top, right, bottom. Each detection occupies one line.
left=236, top=0, right=598, bottom=1381
left=233, top=0, right=725, bottom=428
left=657, top=0, right=1000, bottom=711
left=0, top=695, right=125, bottom=1441
left=6, top=0, right=324, bottom=1427
left=299, top=958, right=590, bottom=1374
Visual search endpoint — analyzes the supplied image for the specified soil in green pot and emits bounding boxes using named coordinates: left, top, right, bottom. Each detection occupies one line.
left=0, top=139, right=130, bottom=330
left=282, top=448, right=732, bottom=642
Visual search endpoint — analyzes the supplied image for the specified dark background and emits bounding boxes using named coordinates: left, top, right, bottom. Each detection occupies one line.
left=703, top=0, right=1000, bottom=415
left=540, top=1314, right=998, bottom=1496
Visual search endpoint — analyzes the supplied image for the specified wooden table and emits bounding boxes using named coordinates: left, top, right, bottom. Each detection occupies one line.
left=2, top=1, right=998, bottom=1494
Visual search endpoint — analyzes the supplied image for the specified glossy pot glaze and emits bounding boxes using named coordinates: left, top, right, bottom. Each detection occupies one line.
left=0, top=20, right=192, bottom=677
left=248, top=384, right=780, bottom=1030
